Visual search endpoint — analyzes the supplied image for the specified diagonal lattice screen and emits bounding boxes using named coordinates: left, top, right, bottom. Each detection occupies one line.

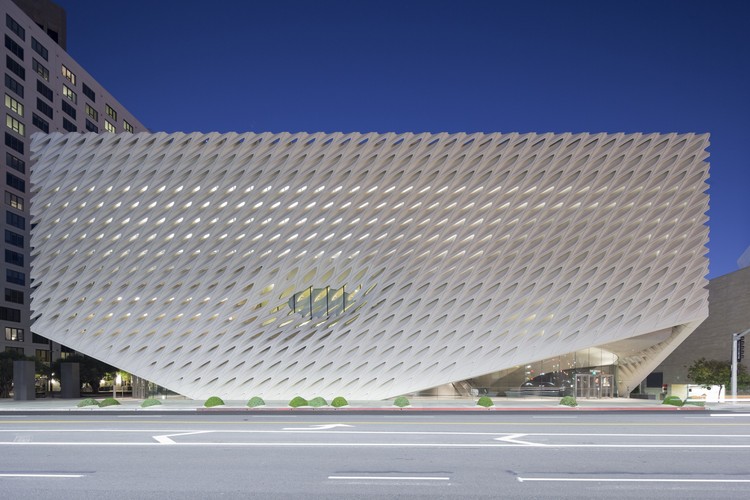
left=30, top=132, right=709, bottom=399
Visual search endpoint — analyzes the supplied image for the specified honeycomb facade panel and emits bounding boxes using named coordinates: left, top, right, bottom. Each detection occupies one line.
left=30, top=132, right=709, bottom=400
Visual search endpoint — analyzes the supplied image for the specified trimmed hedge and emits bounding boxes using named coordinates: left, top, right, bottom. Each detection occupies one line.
left=559, top=396, right=578, bottom=407
left=476, top=396, right=494, bottom=408
left=289, top=396, right=309, bottom=408
left=99, top=397, right=121, bottom=407
left=77, top=398, right=100, bottom=408
left=308, top=397, right=328, bottom=408
left=662, top=395, right=684, bottom=407
left=141, top=398, right=162, bottom=408
left=204, top=396, right=225, bottom=408
left=393, top=396, right=410, bottom=408
left=331, top=396, right=349, bottom=408
left=247, top=396, right=265, bottom=408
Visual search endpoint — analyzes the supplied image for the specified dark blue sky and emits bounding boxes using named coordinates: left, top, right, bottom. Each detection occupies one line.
left=56, top=0, right=749, bottom=278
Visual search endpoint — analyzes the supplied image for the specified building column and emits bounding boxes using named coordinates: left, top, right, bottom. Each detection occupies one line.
left=60, top=362, right=80, bottom=398
left=12, top=360, right=35, bottom=400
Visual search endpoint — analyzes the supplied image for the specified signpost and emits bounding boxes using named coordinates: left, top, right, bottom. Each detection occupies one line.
left=731, top=328, right=750, bottom=403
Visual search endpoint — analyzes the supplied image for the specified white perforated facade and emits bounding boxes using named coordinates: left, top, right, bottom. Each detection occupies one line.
left=29, top=132, right=709, bottom=400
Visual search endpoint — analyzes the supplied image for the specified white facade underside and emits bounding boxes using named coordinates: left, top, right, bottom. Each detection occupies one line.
left=29, top=131, right=709, bottom=400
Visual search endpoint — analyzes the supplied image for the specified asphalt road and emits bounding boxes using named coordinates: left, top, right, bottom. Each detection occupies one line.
left=2, top=412, right=750, bottom=499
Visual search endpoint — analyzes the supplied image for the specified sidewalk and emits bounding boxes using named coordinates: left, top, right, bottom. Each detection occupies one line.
left=2, top=395, right=749, bottom=413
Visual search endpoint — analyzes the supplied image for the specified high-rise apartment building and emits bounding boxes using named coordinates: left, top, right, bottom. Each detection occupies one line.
left=1, top=0, right=146, bottom=361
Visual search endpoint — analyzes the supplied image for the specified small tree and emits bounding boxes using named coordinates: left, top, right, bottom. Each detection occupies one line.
left=686, top=358, right=750, bottom=399
left=52, top=354, right=116, bottom=394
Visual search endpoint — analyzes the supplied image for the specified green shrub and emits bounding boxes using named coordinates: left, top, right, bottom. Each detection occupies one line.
left=289, top=396, right=309, bottom=408
left=309, top=396, right=328, bottom=408
left=662, top=395, right=684, bottom=407
left=247, top=396, right=265, bottom=408
left=559, top=396, right=578, bottom=407
left=476, top=396, right=494, bottom=408
left=393, top=396, right=410, bottom=408
left=77, top=398, right=100, bottom=408
left=99, top=397, right=121, bottom=407
left=204, top=396, right=225, bottom=408
left=141, top=398, right=162, bottom=408
left=331, top=396, right=349, bottom=408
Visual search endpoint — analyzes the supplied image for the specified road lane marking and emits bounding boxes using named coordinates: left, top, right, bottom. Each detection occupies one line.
left=710, top=414, right=750, bottom=417
left=283, top=424, right=354, bottom=430
left=328, top=476, right=449, bottom=481
left=494, top=434, right=543, bottom=446
left=518, top=477, right=750, bottom=483
left=0, top=473, right=83, bottom=478
left=153, top=430, right=213, bottom=444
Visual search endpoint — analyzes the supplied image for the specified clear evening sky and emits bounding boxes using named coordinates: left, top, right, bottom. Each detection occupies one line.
left=56, top=0, right=749, bottom=279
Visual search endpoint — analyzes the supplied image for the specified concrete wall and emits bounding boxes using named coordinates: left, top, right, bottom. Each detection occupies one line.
left=654, top=266, right=750, bottom=384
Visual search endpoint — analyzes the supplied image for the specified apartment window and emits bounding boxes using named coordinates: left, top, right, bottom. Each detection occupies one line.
left=85, top=119, right=98, bottom=133
left=6, top=15, right=25, bottom=41
left=123, top=120, right=133, bottom=133
left=85, top=104, right=98, bottom=120
left=0, top=307, right=21, bottom=322
left=4, top=132, right=24, bottom=154
left=6, top=175, right=25, bottom=194
left=5, top=249, right=23, bottom=267
left=61, top=100, right=76, bottom=119
left=6, top=269, right=25, bottom=285
left=61, top=64, right=76, bottom=85
left=4, top=36, right=23, bottom=60
left=5, top=74, right=23, bottom=98
left=36, top=80, right=52, bottom=101
left=6, top=114, right=24, bottom=136
left=4, top=94, right=23, bottom=116
left=6, top=211, right=25, bottom=229
left=6, top=152, right=24, bottom=174
left=82, top=82, right=95, bottom=102
left=5, top=288, right=23, bottom=304
left=31, top=37, right=48, bottom=60
left=5, top=191, right=23, bottom=209
left=104, top=120, right=115, bottom=133
left=33, top=59, right=48, bottom=81
left=31, top=113, right=48, bottom=133
left=4, top=327, right=23, bottom=341
left=62, top=118, right=76, bottom=132
left=36, top=349, right=49, bottom=362
left=36, top=98, right=52, bottom=119
left=4, top=230, right=23, bottom=248
left=62, top=84, right=76, bottom=103
left=6, top=56, right=24, bottom=80
left=33, top=333, right=49, bottom=345
left=105, top=104, right=117, bottom=121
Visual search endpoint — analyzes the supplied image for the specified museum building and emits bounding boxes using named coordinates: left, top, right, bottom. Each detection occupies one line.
left=28, top=131, right=710, bottom=400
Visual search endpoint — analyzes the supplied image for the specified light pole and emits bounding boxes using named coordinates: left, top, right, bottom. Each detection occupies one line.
left=731, top=328, right=750, bottom=403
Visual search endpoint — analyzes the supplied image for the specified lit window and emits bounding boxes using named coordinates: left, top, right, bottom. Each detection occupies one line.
left=5, top=114, right=23, bottom=135
left=4, top=326, right=23, bottom=341
left=4, top=94, right=23, bottom=116
left=62, top=84, right=77, bottom=103
left=105, top=104, right=117, bottom=121
left=104, top=120, right=116, bottom=133
left=85, top=103, right=98, bottom=120
left=61, top=64, right=76, bottom=85
left=123, top=120, right=133, bottom=133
